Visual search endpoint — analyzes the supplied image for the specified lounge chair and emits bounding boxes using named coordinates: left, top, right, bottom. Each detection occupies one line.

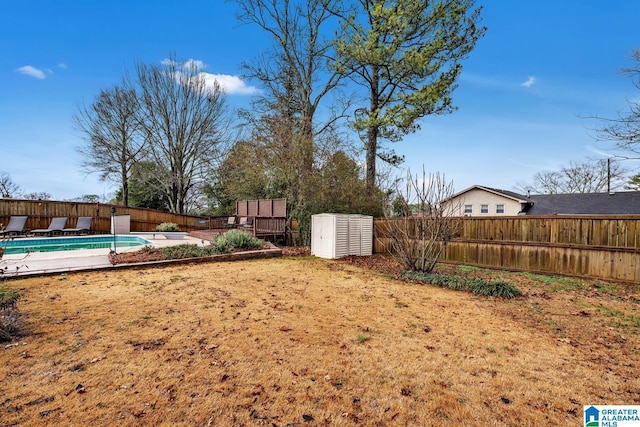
left=0, top=216, right=28, bottom=236
left=30, top=217, right=68, bottom=236
left=239, top=217, right=254, bottom=231
left=225, top=216, right=237, bottom=228
left=63, top=216, right=93, bottom=235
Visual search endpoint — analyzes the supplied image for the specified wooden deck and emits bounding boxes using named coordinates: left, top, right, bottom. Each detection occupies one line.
left=189, top=218, right=287, bottom=243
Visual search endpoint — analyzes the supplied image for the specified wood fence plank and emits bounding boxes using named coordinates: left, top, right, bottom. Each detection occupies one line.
left=374, top=216, right=640, bottom=283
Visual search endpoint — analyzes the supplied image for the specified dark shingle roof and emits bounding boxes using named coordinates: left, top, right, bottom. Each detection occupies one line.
left=525, top=192, right=640, bottom=215
left=478, top=186, right=529, bottom=201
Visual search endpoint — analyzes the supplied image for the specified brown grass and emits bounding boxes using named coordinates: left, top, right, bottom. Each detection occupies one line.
left=1, top=256, right=639, bottom=426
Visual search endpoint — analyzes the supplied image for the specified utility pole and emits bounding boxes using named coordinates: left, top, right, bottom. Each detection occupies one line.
left=607, top=158, right=611, bottom=193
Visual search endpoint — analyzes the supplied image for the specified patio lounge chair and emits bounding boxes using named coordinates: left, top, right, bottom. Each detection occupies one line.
left=0, top=216, right=28, bottom=236
left=225, top=216, right=237, bottom=228
left=63, top=216, right=93, bottom=235
left=239, top=216, right=254, bottom=231
left=30, top=217, right=68, bottom=236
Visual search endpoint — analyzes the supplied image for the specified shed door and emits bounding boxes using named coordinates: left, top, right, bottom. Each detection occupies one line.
left=311, top=215, right=335, bottom=258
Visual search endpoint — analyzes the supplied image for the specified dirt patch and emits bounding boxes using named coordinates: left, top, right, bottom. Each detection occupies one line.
left=1, top=256, right=638, bottom=426
left=110, top=247, right=163, bottom=264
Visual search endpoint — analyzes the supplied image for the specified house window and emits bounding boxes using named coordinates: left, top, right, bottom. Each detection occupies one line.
left=480, top=204, right=488, bottom=214
left=464, top=204, right=472, bottom=214
left=496, top=204, right=505, bottom=214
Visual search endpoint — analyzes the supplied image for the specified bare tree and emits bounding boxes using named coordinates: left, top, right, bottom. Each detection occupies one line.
left=21, top=192, right=51, bottom=200
left=594, top=49, right=640, bottom=159
left=380, top=168, right=461, bottom=273
left=0, top=172, right=21, bottom=198
left=134, top=56, right=232, bottom=214
left=74, top=85, right=144, bottom=206
left=230, top=0, right=351, bottom=236
left=231, top=0, right=346, bottom=170
left=515, top=159, right=628, bottom=194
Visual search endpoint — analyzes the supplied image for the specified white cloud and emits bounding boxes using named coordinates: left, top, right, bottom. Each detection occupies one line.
left=162, top=58, right=258, bottom=95
left=58, top=63, right=67, bottom=69
left=521, top=76, right=537, bottom=88
left=184, top=59, right=206, bottom=70
left=200, top=72, right=258, bottom=95
left=163, top=58, right=206, bottom=71
left=15, top=65, right=46, bottom=79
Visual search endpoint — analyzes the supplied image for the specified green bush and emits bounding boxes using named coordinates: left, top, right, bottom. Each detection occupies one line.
left=403, top=272, right=521, bottom=299
left=212, top=230, right=262, bottom=253
left=156, top=222, right=180, bottom=232
left=131, top=233, right=264, bottom=261
left=157, top=244, right=225, bottom=259
left=468, top=280, right=522, bottom=298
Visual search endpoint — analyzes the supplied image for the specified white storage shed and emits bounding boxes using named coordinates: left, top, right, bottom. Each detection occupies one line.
left=311, top=214, right=373, bottom=259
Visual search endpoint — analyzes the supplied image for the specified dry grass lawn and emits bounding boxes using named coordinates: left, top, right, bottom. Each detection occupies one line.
left=1, top=256, right=639, bottom=426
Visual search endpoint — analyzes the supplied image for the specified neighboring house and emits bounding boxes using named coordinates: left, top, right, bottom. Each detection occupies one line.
left=442, top=185, right=640, bottom=216
left=442, top=185, right=532, bottom=216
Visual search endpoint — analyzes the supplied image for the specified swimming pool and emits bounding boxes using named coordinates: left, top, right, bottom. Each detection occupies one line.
left=1, top=235, right=152, bottom=255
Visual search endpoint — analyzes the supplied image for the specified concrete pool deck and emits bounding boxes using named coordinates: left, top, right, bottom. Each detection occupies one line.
left=1, top=234, right=211, bottom=278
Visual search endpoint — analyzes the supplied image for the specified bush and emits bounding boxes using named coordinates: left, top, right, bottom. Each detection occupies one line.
left=0, top=285, right=21, bottom=342
left=469, top=280, right=522, bottom=298
left=403, top=272, right=522, bottom=299
left=212, top=230, right=262, bottom=253
left=156, top=222, right=180, bottom=232
left=157, top=244, right=225, bottom=260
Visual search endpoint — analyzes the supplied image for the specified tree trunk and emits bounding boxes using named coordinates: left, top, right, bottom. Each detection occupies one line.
left=366, top=67, right=380, bottom=196
left=301, top=106, right=315, bottom=176
left=366, top=126, right=377, bottom=196
left=122, top=178, right=129, bottom=207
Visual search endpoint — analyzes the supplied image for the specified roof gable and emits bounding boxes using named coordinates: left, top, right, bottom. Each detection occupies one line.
left=445, top=185, right=529, bottom=204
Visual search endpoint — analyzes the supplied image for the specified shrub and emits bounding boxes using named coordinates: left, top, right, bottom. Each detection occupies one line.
left=403, top=272, right=521, bottom=299
left=0, top=285, right=21, bottom=342
left=156, top=222, right=180, bottom=232
left=212, top=230, right=262, bottom=253
left=469, top=280, right=522, bottom=298
left=157, top=244, right=225, bottom=260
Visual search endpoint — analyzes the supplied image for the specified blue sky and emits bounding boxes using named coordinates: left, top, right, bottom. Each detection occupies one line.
left=1, top=0, right=639, bottom=201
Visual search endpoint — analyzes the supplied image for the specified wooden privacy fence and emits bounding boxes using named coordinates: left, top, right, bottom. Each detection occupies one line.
left=375, top=216, right=640, bottom=283
left=0, top=199, right=210, bottom=233
left=236, top=198, right=287, bottom=218
left=235, top=198, right=287, bottom=241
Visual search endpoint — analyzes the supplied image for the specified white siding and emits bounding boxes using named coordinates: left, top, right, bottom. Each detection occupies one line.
left=359, top=215, right=373, bottom=256
left=444, top=189, right=523, bottom=216
left=335, top=215, right=350, bottom=258
left=348, top=216, right=361, bottom=255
